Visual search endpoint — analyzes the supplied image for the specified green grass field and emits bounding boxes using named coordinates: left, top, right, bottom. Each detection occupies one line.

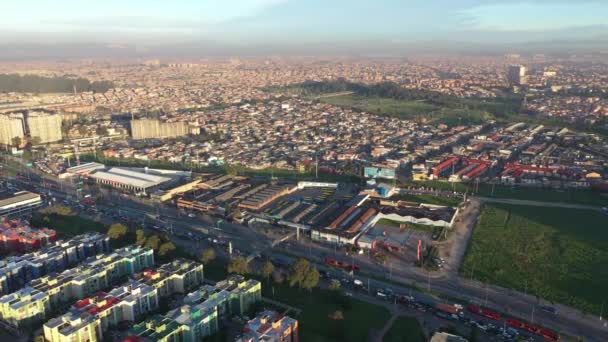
left=30, top=212, right=106, bottom=237
left=321, top=95, right=494, bottom=126
left=398, top=180, right=608, bottom=206
left=376, top=218, right=436, bottom=233
left=390, top=193, right=461, bottom=207
left=383, top=316, right=426, bottom=342
left=263, top=284, right=391, bottom=342
left=462, top=204, right=608, bottom=315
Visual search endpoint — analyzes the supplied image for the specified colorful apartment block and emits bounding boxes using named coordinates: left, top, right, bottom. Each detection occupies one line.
left=134, top=259, right=204, bottom=297
left=0, top=233, right=110, bottom=295
left=238, top=310, right=299, bottom=342
left=0, top=286, right=50, bottom=328
left=128, top=276, right=261, bottom=342
left=44, top=280, right=159, bottom=342
left=30, top=245, right=154, bottom=305
left=0, top=245, right=153, bottom=328
left=0, top=219, right=56, bottom=253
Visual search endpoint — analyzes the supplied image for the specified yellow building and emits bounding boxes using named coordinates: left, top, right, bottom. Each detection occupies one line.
left=0, top=287, right=50, bottom=328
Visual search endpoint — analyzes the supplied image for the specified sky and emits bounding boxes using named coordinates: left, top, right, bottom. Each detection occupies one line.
left=1, top=0, right=607, bottom=56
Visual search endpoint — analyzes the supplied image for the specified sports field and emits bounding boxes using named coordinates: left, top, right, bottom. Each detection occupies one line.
left=462, top=204, right=608, bottom=314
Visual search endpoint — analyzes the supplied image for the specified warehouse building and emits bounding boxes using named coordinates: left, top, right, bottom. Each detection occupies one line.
left=90, top=167, right=171, bottom=195
left=0, top=191, right=42, bottom=217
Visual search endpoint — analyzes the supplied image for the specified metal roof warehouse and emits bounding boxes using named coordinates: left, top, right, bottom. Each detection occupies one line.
left=90, top=168, right=171, bottom=194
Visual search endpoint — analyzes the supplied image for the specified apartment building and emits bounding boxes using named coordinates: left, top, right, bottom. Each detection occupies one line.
left=0, top=218, right=57, bottom=253
left=0, top=233, right=110, bottom=295
left=130, top=119, right=188, bottom=140
left=239, top=310, right=299, bottom=342
left=44, top=280, right=159, bottom=342
left=26, top=112, right=63, bottom=144
left=134, top=259, right=204, bottom=297
left=129, top=276, right=261, bottom=341
left=0, top=113, right=25, bottom=146
left=0, top=287, right=50, bottom=328
left=0, top=246, right=154, bottom=328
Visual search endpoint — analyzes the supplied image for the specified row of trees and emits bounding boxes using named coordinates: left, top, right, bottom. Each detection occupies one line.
left=107, top=223, right=176, bottom=257
left=225, top=255, right=320, bottom=292
left=0, top=74, right=114, bottom=93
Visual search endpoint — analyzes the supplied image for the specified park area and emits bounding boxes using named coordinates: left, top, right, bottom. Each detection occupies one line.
left=462, top=203, right=608, bottom=315
left=383, top=316, right=426, bottom=342
left=321, top=94, right=501, bottom=126
left=263, top=284, right=391, bottom=342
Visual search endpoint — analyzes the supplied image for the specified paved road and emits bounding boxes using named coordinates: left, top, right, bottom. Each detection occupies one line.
left=478, top=196, right=605, bottom=211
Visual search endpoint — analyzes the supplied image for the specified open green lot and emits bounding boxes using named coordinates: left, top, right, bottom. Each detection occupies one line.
left=263, top=283, right=390, bottom=342
left=383, top=316, right=426, bottom=342
left=390, top=193, right=461, bottom=207
left=321, top=95, right=493, bottom=126
left=462, top=204, right=608, bottom=315
left=376, top=218, right=436, bottom=233
left=30, top=211, right=106, bottom=237
left=398, top=180, right=608, bottom=207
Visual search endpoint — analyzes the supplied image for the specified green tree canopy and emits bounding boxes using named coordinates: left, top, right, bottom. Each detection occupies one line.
left=107, top=223, right=128, bottom=240
left=262, top=260, right=274, bottom=281
left=144, top=235, right=161, bottom=251
left=302, top=266, right=320, bottom=291
left=201, top=248, right=216, bottom=265
left=227, top=257, right=250, bottom=275
left=158, top=242, right=176, bottom=257
left=329, top=279, right=341, bottom=291
left=135, top=229, right=147, bottom=246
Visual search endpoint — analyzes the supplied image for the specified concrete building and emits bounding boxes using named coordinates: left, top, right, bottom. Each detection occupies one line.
left=0, top=287, right=50, bottom=328
left=134, top=259, right=204, bottom=298
left=130, top=119, right=188, bottom=140
left=43, top=281, right=159, bottom=342
left=129, top=276, right=261, bottom=342
left=26, top=112, right=63, bottom=144
left=90, top=167, right=171, bottom=195
left=20, top=246, right=153, bottom=318
left=0, top=191, right=42, bottom=217
left=0, top=218, right=56, bottom=253
left=0, top=113, right=25, bottom=146
left=0, top=233, right=110, bottom=295
left=238, top=310, right=299, bottom=342
left=507, top=65, right=527, bottom=86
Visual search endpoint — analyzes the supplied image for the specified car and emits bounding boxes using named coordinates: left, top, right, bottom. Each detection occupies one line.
left=540, top=306, right=558, bottom=315
left=188, top=213, right=196, bottom=218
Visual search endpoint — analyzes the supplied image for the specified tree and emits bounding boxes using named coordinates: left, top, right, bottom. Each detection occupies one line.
left=40, top=205, right=73, bottom=216
left=158, top=242, right=176, bottom=257
left=302, top=267, right=320, bottom=292
left=96, top=126, right=109, bottom=136
left=107, top=223, right=128, bottom=240
left=30, top=136, right=42, bottom=146
left=262, top=260, right=274, bottom=281
left=328, top=310, right=344, bottom=320
left=11, top=136, right=21, bottom=148
left=201, top=248, right=216, bottom=264
left=144, top=235, right=161, bottom=251
left=227, top=257, right=250, bottom=275
left=135, top=229, right=147, bottom=246
left=329, top=279, right=341, bottom=291
left=272, top=271, right=284, bottom=284
left=288, top=258, right=311, bottom=288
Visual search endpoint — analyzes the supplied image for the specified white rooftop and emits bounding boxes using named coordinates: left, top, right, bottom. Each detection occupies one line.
left=91, top=167, right=171, bottom=189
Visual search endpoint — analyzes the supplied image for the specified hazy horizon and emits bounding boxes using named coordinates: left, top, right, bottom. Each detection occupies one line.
left=1, top=0, right=607, bottom=59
